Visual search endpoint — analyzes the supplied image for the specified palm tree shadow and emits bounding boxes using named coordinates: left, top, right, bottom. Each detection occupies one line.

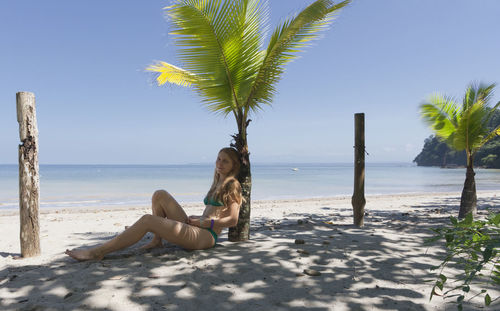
left=1, top=197, right=499, bottom=310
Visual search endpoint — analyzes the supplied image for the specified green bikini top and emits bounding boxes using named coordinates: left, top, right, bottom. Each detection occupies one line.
left=203, top=196, right=224, bottom=206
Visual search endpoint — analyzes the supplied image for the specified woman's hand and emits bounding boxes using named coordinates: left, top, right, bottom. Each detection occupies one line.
left=187, top=216, right=200, bottom=226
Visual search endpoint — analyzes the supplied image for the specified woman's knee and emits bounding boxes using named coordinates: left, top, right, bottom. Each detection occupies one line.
left=152, top=189, right=172, bottom=202
left=139, top=214, right=155, bottom=224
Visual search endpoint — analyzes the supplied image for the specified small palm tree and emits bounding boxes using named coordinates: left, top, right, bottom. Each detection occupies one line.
left=420, top=82, right=500, bottom=218
left=147, top=0, right=350, bottom=240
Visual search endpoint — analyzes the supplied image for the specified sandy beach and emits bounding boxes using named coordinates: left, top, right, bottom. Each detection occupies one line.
left=1, top=191, right=499, bottom=310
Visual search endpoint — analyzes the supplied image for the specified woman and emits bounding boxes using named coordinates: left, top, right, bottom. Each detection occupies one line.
left=65, top=147, right=243, bottom=261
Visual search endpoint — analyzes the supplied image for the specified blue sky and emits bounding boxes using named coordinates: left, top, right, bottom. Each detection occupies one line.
left=1, top=0, right=499, bottom=164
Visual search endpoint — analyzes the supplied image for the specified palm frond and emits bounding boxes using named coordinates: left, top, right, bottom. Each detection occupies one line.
left=485, top=100, right=500, bottom=123
left=478, top=124, right=500, bottom=149
left=462, top=82, right=496, bottom=112
left=454, top=83, right=497, bottom=151
left=421, top=82, right=499, bottom=154
left=246, top=0, right=350, bottom=113
left=454, top=99, right=490, bottom=151
left=163, top=0, right=238, bottom=113
left=420, top=94, right=459, bottom=142
left=208, top=0, right=268, bottom=114
left=149, top=0, right=350, bottom=120
left=154, top=0, right=268, bottom=117
left=146, top=61, right=198, bottom=87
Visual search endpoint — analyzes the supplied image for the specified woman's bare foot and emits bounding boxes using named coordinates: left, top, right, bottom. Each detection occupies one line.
left=65, top=248, right=103, bottom=261
left=140, top=238, right=163, bottom=250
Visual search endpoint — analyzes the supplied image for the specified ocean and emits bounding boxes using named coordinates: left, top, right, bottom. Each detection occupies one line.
left=0, top=163, right=499, bottom=210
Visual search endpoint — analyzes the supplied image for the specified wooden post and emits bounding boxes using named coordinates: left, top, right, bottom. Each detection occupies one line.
left=352, top=113, right=366, bottom=227
left=17, top=91, right=41, bottom=257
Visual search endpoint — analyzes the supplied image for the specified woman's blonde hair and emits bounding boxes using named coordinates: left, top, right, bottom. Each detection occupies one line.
left=206, top=147, right=243, bottom=207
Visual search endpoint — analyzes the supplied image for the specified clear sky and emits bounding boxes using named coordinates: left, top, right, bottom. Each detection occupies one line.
left=1, top=0, right=499, bottom=164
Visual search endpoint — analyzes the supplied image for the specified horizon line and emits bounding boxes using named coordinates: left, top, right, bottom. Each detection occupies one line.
left=0, top=161, right=415, bottom=166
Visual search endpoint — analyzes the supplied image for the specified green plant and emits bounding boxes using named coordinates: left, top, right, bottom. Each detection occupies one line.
left=428, top=212, right=500, bottom=310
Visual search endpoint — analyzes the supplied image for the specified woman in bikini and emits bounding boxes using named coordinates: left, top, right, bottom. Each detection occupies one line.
left=65, top=147, right=243, bottom=261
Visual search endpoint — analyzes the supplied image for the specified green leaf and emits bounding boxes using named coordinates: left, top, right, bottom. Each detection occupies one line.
left=483, top=246, right=493, bottom=262
left=445, top=233, right=454, bottom=243
left=248, top=0, right=350, bottom=113
left=450, top=216, right=458, bottom=225
left=457, top=295, right=464, bottom=303
left=439, top=274, right=447, bottom=283
left=462, top=213, right=473, bottom=226
left=149, top=0, right=351, bottom=119
left=436, top=281, right=443, bottom=291
left=471, top=252, right=479, bottom=261
left=431, top=286, right=442, bottom=298
left=430, top=287, right=438, bottom=300
left=462, top=285, right=470, bottom=293
left=491, top=213, right=500, bottom=225
left=472, top=233, right=480, bottom=242
left=485, top=293, right=491, bottom=306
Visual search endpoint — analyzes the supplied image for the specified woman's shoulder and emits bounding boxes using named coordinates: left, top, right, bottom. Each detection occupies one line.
left=224, top=177, right=241, bottom=189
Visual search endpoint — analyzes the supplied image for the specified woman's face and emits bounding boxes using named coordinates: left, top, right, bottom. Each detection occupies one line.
left=216, top=151, right=234, bottom=177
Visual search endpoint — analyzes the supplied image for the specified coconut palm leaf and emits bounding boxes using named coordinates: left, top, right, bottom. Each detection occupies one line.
left=147, top=61, right=198, bottom=87
left=420, top=82, right=499, bottom=154
left=454, top=100, right=489, bottom=151
left=479, top=124, right=500, bottom=148
left=455, top=83, right=497, bottom=152
left=149, top=0, right=348, bottom=118
left=462, top=82, right=496, bottom=111
left=247, top=0, right=350, bottom=114
left=420, top=94, right=458, bottom=142
left=485, top=98, right=500, bottom=123
left=162, top=0, right=268, bottom=116
left=165, top=0, right=241, bottom=112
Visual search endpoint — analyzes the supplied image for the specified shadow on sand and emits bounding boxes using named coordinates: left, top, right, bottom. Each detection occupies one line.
left=1, top=196, right=499, bottom=311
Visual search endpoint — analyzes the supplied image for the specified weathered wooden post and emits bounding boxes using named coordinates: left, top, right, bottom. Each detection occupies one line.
left=352, top=113, right=366, bottom=227
left=17, top=91, right=41, bottom=257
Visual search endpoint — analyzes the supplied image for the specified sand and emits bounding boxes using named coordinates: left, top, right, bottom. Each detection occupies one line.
left=1, top=191, right=499, bottom=311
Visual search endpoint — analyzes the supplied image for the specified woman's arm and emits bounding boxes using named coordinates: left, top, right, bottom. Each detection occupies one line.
left=186, top=215, right=201, bottom=226
left=212, top=201, right=240, bottom=228
left=194, top=201, right=240, bottom=229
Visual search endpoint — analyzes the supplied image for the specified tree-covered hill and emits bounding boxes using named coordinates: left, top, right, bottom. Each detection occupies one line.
left=414, top=110, right=500, bottom=168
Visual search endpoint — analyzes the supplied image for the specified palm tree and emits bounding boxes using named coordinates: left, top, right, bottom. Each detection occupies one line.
left=420, top=82, right=500, bottom=218
left=147, top=0, right=350, bottom=240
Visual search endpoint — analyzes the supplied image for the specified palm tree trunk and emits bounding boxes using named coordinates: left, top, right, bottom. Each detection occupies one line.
left=458, top=153, right=477, bottom=219
left=229, top=119, right=251, bottom=241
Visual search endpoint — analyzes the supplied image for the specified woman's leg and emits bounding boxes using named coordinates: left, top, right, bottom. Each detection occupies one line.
left=65, top=214, right=214, bottom=261
left=143, top=190, right=189, bottom=249
left=151, top=190, right=188, bottom=221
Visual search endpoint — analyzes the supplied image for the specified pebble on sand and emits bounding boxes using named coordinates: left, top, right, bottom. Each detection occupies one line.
left=303, top=269, right=321, bottom=276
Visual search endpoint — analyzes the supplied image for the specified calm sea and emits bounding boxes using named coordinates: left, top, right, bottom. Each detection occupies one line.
left=0, top=163, right=499, bottom=210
